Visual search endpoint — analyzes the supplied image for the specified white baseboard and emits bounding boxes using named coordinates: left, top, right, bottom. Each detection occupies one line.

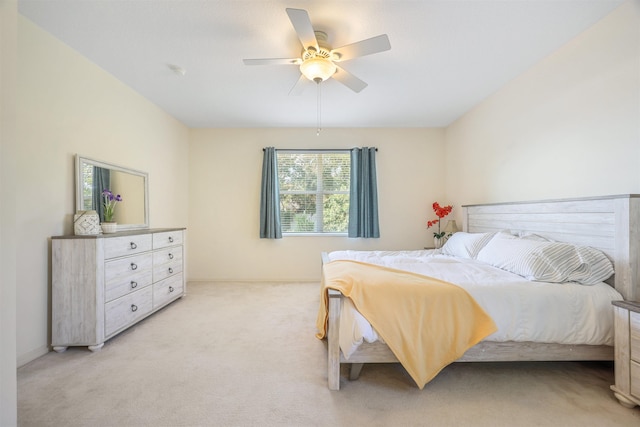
left=17, top=345, right=49, bottom=368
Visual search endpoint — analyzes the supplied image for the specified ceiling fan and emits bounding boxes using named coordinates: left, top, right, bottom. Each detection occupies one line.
left=243, top=8, right=391, bottom=94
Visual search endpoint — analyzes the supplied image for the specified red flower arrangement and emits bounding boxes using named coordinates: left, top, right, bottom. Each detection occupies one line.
left=426, top=202, right=453, bottom=239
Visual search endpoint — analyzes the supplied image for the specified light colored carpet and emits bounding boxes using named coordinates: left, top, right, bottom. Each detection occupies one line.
left=18, top=281, right=640, bottom=426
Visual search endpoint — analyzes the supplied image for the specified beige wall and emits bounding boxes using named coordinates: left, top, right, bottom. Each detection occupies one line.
left=445, top=0, right=640, bottom=216
left=16, top=17, right=190, bottom=365
left=1, top=1, right=18, bottom=424
left=188, top=128, right=445, bottom=282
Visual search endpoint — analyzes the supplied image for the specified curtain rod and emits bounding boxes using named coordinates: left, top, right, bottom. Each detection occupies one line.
left=263, top=148, right=378, bottom=152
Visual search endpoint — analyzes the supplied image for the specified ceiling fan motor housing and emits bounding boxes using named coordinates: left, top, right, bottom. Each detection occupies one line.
left=299, top=31, right=337, bottom=82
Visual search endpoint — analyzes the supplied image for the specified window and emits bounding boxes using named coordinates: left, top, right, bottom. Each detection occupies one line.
left=81, top=163, right=94, bottom=210
left=277, top=151, right=350, bottom=234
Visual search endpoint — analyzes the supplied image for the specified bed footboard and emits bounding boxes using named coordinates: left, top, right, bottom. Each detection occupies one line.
left=327, top=289, right=342, bottom=390
left=325, top=287, right=613, bottom=390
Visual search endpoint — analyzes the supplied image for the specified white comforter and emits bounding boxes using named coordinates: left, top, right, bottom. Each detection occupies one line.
left=326, top=250, right=623, bottom=359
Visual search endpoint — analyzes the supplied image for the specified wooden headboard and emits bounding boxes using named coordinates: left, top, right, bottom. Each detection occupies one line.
left=462, top=194, right=640, bottom=301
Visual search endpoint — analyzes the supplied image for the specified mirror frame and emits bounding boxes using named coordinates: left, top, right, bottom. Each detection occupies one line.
left=75, top=155, right=150, bottom=230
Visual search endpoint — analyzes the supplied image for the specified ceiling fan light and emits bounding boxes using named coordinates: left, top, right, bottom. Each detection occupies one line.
left=300, top=57, right=336, bottom=83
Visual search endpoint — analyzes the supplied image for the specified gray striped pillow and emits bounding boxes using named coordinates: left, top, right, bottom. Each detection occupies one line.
left=476, top=232, right=613, bottom=285
left=566, top=245, right=614, bottom=285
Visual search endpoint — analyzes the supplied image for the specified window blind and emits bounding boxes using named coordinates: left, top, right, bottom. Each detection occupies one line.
left=277, top=151, right=350, bottom=233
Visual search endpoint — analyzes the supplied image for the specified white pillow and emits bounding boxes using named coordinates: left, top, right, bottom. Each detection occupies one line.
left=441, top=232, right=496, bottom=259
left=476, top=232, right=614, bottom=285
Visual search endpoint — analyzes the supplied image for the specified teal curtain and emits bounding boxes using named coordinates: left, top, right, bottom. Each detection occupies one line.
left=93, top=166, right=110, bottom=222
left=259, top=147, right=282, bottom=239
left=348, top=147, right=379, bottom=238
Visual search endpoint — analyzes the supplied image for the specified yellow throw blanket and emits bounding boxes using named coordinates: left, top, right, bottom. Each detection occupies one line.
left=316, top=260, right=497, bottom=389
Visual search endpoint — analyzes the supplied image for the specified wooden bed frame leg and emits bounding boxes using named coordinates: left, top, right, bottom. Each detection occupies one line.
left=349, top=363, right=364, bottom=380
left=327, top=290, right=341, bottom=390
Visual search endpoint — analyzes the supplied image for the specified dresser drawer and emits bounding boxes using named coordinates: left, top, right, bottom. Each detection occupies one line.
left=104, top=234, right=152, bottom=259
left=104, top=253, right=153, bottom=302
left=631, top=311, right=640, bottom=362
left=153, top=246, right=183, bottom=282
left=105, top=286, right=153, bottom=337
left=153, top=274, right=184, bottom=309
left=153, top=230, right=183, bottom=249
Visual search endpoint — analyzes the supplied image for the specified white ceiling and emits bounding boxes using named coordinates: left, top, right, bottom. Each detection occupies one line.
left=18, top=0, right=624, bottom=129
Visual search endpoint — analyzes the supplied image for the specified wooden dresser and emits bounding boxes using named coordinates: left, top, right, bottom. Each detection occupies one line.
left=52, top=228, right=186, bottom=352
left=611, top=300, right=640, bottom=408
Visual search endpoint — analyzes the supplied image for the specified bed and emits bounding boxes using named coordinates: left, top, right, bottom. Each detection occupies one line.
left=318, top=194, right=640, bottom=390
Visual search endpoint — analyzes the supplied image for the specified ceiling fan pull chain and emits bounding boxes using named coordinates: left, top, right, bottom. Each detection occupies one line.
left=317, top=81, right=322, bottom=136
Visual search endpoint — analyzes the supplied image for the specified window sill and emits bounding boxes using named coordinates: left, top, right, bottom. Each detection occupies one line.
left=282, top=233, right=348, bottom=237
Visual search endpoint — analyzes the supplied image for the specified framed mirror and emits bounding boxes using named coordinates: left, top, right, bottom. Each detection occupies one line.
left=76, top=155, right=149, bottom=230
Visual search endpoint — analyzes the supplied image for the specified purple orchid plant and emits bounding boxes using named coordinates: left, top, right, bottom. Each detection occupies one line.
left=102, top=189, right=123, bottom=222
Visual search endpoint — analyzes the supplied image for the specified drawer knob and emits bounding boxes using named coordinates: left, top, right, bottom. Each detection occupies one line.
left=130, top=242, right=137, bottom=249
left=131, top=304, right=138, bottom=312
left=168, top=267, right=174, bottom=274
left=168, top=236, right=174, bottom=243
left=130, top=281, right=138, bottom=289
left=169, top=286, right=174, bottom=293
left=130, top=263, right=138, bottom=271
left=168, top=253, right=174, bottom=260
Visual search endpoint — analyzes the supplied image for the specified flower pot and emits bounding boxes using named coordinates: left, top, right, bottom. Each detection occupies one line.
left=434, top=236, right=445, bottom=249
left=101, top=222, right=118, bottom=234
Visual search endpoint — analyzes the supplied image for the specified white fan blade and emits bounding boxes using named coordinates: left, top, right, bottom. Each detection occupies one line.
left=288, top=75, right=308, bottom=96
left=332, top=34, right=391, bottom=62
left=243, top=58, right=301, bottom=66
left=286, top=8, right=318, bottom=51
left=332, top=66, right=368, bottom=93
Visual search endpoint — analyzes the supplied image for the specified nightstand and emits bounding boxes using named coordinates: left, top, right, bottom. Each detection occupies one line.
left=611, top=301, right=640, bottom=408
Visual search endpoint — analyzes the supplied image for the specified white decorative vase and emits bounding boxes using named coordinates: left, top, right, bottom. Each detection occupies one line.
left=101, top=222, right=118, bottom=234
left=74, top=210, right=101, bottom=235
left=434, top=236, right=445, bottom=249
